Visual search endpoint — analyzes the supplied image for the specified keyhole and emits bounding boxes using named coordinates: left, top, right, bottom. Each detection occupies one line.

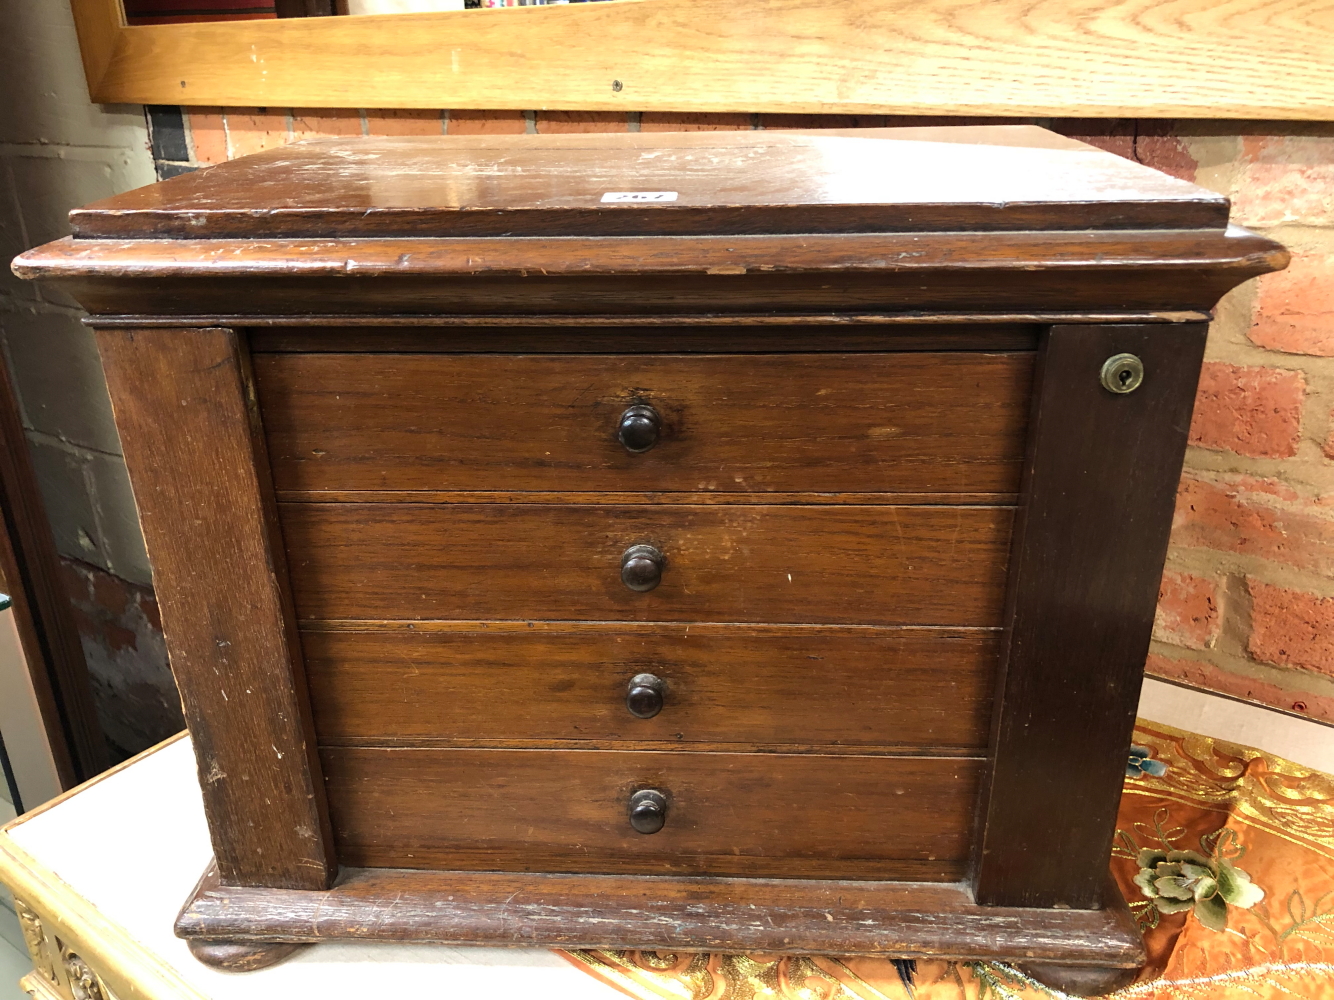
left=1100, top=353, right=1144, bottom=394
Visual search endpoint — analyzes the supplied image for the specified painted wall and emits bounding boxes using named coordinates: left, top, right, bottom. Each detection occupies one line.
left=0, top=0, right=182, bottom=758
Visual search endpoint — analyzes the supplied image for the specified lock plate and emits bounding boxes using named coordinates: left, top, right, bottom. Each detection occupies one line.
left=1100, top=353, right=1144, bottom=394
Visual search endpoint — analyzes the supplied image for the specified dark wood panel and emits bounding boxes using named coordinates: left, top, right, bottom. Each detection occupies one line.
left=280, top=503, right=1014, bottom=625
left=19, top=227, right=1287, bottom=318
left=94, top=327, right=335, bottom=891
left=303, top=624, right=997, bottom=750
left=256, top=352, right=1032, bottom=495
left=973, top=323, right=1209, bottom=909
left=178, top=864, right=1145, bottom=965
left=320, top=747, right=981, bottom=879
left=279, top=490, right=1018, bottom=506
left=249, top=323, right=1042, bottom=354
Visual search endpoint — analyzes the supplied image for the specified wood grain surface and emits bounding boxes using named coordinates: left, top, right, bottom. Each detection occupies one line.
left=256, top=352, right=1033, bottom=495
left=175, top=863, right=1145, bottom=965
left=320, top=747, right=982, bottom=878
left=17, top=228, right=1287, bottom=319
left=69, top=130, right=1225, bottom=240
left=973, top=324, right=1209, bottom=910
left=302, top=624, right=998, bottom=750
left=74, top=0, right=1334, bottom=118
left=249, top=323, right=1043, bottom=354
left=94, top=328, right=335, bottom=891
left=280, top=503, right=1014, bottom=625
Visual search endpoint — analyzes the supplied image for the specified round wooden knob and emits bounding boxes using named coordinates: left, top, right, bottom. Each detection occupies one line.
left=617, top=405, right=660, bottom=454
left=620, top=544, right=664, bottom=592
left=626, top=673, right=665, bottom=718
left=628, top=789, right=667, bottom=834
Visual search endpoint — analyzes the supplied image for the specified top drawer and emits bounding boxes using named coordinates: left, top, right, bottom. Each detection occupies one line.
left=254, top=351, right=1033, bottom=496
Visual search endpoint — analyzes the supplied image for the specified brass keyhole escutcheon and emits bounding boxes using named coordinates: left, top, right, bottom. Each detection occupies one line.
left=1100, top=353, right=1144, bottom=394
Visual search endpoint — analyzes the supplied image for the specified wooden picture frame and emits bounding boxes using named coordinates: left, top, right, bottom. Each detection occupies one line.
left=73, top=0, right=1334, bottom=116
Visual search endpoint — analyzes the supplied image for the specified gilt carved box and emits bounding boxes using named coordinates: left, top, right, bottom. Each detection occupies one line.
left=14, top=126, right=1286, bottom=994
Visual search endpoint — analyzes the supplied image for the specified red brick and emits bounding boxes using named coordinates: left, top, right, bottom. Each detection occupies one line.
left=446, top=110, right=526, bottom=135
left=365, top=109, right=444, bottom=136
left=1172, top=475, right=1334, bottom=577
left=1049, top=119, right=1135, bottom=158
left=1153, top=571, right=1221, bottom=650
left=640, top=113, right=752, bottom=132
left=1145, top=653, right=1334, bottom=725
left=224, top=108, right=289, bottom=158
left=1188, top=362, right=1304, bottom=458
left=1248, top=580, right=1334, bottom=678
left=759, top=114, right=887, bottom=130
left=184, top=107, right=227, bottom=164
left=535, top=112, right=628, bottom=134
left=1249, top=250, right=1334, bottom=357
left=1133, top=133, right=1198, bottom=183
left=1221, top=475, right=1300, bottom=502
left=291, top=109, right=364, bottom=141
left=1232, top=134, right=1334, bottom=227
left=1046, top=120, right=1196, bottom=181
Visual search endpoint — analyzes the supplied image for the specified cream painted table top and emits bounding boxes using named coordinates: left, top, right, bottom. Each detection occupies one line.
left=0, top=735, right=627, bottom=1000
left=0, top=679, right=1329, bottom=1000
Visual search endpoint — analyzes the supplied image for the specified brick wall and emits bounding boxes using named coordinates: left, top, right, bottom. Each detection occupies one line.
left=149, top=110, right=1334, bottom=726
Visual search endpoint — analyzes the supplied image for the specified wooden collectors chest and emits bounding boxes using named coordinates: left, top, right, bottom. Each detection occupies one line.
left=14, top=126, right=1286, bottom=994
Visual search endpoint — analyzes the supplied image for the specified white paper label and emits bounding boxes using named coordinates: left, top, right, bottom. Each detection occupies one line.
left=600, top=191, right=678, bottom=203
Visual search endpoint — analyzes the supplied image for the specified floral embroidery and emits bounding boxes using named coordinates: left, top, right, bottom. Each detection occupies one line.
left=1126, top=745, right=1168, bottom=779
left=1116, top=811, right=1263, bottom=931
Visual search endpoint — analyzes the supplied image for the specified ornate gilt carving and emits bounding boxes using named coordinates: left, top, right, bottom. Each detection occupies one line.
left=61, top=951, right=106, bottom=1000
left=14, top=898, right=58, bottom=984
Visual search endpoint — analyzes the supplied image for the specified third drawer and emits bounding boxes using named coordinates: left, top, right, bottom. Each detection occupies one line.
left=304, top=624, right=998, bottom=751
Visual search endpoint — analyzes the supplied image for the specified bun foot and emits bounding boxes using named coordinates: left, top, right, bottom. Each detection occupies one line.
left=186, top=939, right=306, bottom=972
left=1017, top=962, right=1139, bottom=997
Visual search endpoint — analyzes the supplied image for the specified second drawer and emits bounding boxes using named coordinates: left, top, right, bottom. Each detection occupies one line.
left=281, top=503, right=1014, bottom=626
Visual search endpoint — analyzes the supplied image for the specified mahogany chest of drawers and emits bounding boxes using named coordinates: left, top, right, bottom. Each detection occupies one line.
left=15, top=126, right=1286, bottom=994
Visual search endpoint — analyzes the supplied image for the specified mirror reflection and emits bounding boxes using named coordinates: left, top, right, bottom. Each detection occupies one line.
left=123, top=0, right=617, bottom=22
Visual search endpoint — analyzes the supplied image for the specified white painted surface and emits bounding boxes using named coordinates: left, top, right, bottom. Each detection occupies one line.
left=1138, top=677, right=1334, bottom=774
left=346, top=0, right=465, bottom=13
left=7, top=739, right=624, bottom=1000
left=0, top=606, right=63, bottom=813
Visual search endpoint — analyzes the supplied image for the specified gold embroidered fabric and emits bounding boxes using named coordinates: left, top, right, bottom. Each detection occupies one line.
left=559, top=721, right=1334, bottom=999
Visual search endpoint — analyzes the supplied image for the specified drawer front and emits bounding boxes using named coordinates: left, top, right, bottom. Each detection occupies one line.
left=305, top=625, right=998, bottom=750
left=321, top=747, right=981, bottom=880
left=256, top=352, right=1033, bottom=495
left=282, top=503, right=1013, bottom=625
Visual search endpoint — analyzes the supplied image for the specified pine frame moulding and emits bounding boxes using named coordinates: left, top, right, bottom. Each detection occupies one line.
left=71, top=0, right=1334, bottom=117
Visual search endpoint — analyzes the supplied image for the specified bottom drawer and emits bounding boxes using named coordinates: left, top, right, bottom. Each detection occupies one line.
left=322, top=748, right=983, bottom=880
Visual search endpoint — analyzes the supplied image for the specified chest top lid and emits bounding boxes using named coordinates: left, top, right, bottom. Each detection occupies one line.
left=72, top=125, right=1228, bottom=241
